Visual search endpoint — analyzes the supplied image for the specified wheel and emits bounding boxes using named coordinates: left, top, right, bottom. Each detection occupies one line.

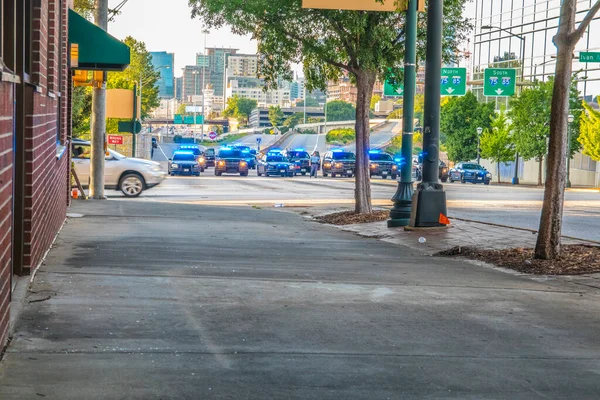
left=257, top=170, right=262, bottom=176
left=484, top=181, right=490, bottom=185
left=119, top=173, right=144, bottom=197
left=461, top=175, right=465, bottom=184
left=323, top=173, right=328, bottom=177
left=331, top=173, right=336, bottom=178
left=347, top=174, right=353, bottom=178
left=391, top=174, right=397, bottom=180
left=240, top=172, right=248, bottom=177
left=441, top=177, right=448, bottom=183
left=200, top=168, right=205, bottom=172
left=301, top=172, right=306, bottom=176
left=449, top=178, right=454, bottom=183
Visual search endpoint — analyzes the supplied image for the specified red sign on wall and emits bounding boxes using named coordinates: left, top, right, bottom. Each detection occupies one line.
left=108, top=135, right=123, bottom=145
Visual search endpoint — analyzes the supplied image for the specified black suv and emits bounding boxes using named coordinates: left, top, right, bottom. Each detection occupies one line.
left=286, top=149, right=311, bottom=176
left=322, top=150, right=356, bottom=178
left=168, top=151, right=201, bottom=176
left=214, top=147, right=249, bottom=176
left=369, top=150, right=398, bottom=179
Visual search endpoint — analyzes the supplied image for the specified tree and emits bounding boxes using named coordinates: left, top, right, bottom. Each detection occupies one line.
left=578, top=102, right=600, bottom=161
left=414, top=94, right=425, bottom=126
left=536, top=1, right=600, bottom=260
left=509, top=80, right=553, bottom=186
left=73, top=0, right=94, bottom=18
left=189, top=0, right=471, bottom=214
left=223, top=95, right=257, bottom=125
left=283, top=112, right=303, bottom=129
left=441, top=91, right=495, bottom=162
left=386, top=108, right=403, bottom=120
left=480, top=107, right=515, bottom=183
left=72, top=86, right=92, bottom=138
left=107, top=36, right=160, bottom=121
left=296, top=97, right=319, bottom=107
left=176, top=103, right=189, bottom=116
left=268, top=106, right=284, bottom=128
left=326, top=100, right=356, bottom=122
left=370, top=94, right=381, bottom=110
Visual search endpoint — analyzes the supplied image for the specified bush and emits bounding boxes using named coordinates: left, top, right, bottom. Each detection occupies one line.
left=326, top=128, right=355, bottom=144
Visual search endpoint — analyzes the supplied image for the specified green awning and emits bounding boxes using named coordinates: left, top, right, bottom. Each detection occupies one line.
left=68, top=9, right=130, bottom=71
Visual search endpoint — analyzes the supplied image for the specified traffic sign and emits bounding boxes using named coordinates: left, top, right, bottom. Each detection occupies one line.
left=174, top=114, right=183, bottom=124
left=209, top=131, right=217, bottom=140
left=107, top=135, right=123, bottom=145
left=384, top=74, right=404, bottom=97
left=579, top=52, right=600, bottom=62
left=483, top=68, right=516, bottom=97
left=256, top=137, right=262, bottom=144
left=440, top=67, right=466, bottom=96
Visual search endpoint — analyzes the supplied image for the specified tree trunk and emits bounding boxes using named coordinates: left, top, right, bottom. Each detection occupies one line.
left=354, top=69, right=376, bottom=214
left=538, top=155, right=543, bottom=186
left=535, top=0, right=577, bottom=260
left=497, top=162, right=501, bottom=183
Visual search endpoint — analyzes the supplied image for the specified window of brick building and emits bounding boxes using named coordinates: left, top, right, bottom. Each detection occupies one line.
left=1, top=0, right=16, bottom=72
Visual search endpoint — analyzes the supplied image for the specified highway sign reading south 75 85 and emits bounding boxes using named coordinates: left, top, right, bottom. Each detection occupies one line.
left=440, top=67, right=466, bottom=96
left=484, top=68, right=517, bottom=97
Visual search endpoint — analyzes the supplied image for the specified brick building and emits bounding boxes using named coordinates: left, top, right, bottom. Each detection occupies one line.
left=0, top=0, right=69, bottom=350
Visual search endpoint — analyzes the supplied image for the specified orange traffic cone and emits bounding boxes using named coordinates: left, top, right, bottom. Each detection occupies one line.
left=72, top=188, right=79, bottom=199
left=439, top=213, right=450, bottom=225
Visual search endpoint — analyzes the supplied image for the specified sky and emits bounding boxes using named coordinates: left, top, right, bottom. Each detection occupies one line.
left=108, top=0, right=476, bottom=78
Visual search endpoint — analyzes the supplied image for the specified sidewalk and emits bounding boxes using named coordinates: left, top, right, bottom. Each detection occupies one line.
left=1, top=200, right=600, bottom=399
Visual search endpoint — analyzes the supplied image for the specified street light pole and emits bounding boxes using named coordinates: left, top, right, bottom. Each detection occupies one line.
left=388, top=0, right=418, bottom=227
left=482, top=25, right=525, bottom=185
left=202, top=29, right=209, bottom=141
left=193, top=70, right=198, bottom=142
left=476, top=127, right=483, bottom=164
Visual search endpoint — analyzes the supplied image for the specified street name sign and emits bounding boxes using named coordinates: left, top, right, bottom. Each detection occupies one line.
left=483, top=68, right=516, bottom=97
left=440, top=67, right=466, bottom=96
left=579, top=52, right=600, bottom=62
left=108, top=135, right=123, bottom=145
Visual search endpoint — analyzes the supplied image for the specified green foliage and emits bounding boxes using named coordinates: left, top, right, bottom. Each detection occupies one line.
left=326, top=128, right=355, bottom=144
left=197, top=132, right=248, bottom=146
left=176, top=103, right=189, bottom=116
left=296, top=97, right=319, bottom=107
left=414, top=94, right=425, bottom=126
left=385, top=133, right=422, bottom=155
left=73, top=0, right=94, bottom=18
left=509, top=80, right=553, bottom=163
left=326, top=100, right=356, bottom=122
left=579, top=102, right=600, bottom=161
left=268, top=105, right=285, bottom=128
left=223, top=95, right=257, bottom=124
left=307, top=117, right=324, bottom=123
left=370, top=94, right=381, bottom=110
left=480, top=108, right=515, bottom=181
left=386, top=108, right=403, bottom=120
left=283, top=112, right=304, bottom=129
left=71, top=86, right=92, bottom=138
left=568, top=75, right=583, bottom=157
left=441, top=91, right=496, bottom=162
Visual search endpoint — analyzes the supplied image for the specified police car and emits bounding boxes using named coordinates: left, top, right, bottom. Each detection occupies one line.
left=368, top=150, right=398, bottom=179
left=322, top=149, right=356, bottom=178
left=168, top=150, right=202, bottom=176
left=257, top=149, right=295, bottom=177
left=214, top=146, right=249, bottom=176
left=176, top=145, right=205, bottom=171
left=286, top=148, right=311, bottom=176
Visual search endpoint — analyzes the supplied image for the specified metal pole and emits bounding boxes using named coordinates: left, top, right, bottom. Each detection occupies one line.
left=90, top=0, right=108, bottom=199
left=566, top=119, right=572, bottom=188
left=132, top=81, right=139, bottom=157
left=193, top=72, right=197, bottom=142
left=201, top=32, right=207, bottom=141
left=477, top=134, right=481, bottom=164
left=513, top=36, right=525, bottom=185
left=410, top=0, right=447, bottom=227
left=303, top=84, right=307, bottom=124
left=388, top=0, right=417, bottom=227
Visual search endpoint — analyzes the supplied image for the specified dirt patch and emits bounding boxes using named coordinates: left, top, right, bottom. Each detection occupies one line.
left=314, top=210, right=390, bottom=225
left=437, top=245, right=600, bottom=275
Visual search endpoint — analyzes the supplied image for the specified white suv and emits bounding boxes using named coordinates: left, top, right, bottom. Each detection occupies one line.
left=72, top=139, right=166, bottom=197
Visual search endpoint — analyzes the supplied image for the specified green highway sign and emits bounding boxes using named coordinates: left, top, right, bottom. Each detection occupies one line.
left=384, top=70, right=405, bottom=97
left=174, top=114, right=183, bottom=124
left=579, top=52, right=600, bottom=62
left=175, top=115, right=204, bottom=125
left=483, top=68, right=516, bottom=97
left=440, top=67, right=466, bottom=96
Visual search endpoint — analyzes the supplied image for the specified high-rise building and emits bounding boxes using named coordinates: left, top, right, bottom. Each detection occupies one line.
left=174, top=77, right=183, bottom=101
left=182, top=65, right=210, bottom=102
left=471, top=0, right=600, bottom=100
left=227, top=54, right=259, bottom=78
left=290, top=77, right=305, bottom=101
left=227, top=77, right=291, bottom=108
left=149, top=51, right=175, bottom=98
left=198, top=48, right=238, bottom=98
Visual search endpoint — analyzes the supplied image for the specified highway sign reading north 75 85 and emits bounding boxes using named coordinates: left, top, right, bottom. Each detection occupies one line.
left=484, top=68, right=517, bottom=97
left=440, top=67, right=466, bottom=96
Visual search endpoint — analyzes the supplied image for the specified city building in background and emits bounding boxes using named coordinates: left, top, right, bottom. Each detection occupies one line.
left=290, top=77, right=306, bottom=101
left=175, top=77, right=183, bottom=101
left=149, top=51, right=175, bottom=98
left=182, top=65, right=210, bottom=102
left=227, top=54, right=259, bottom=78
left=471, top=0, right=599, bottom=186
left=250, top=107, right=325, bottom=128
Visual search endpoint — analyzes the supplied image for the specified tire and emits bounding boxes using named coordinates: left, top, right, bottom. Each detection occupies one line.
left=257, top=170, right=262, bottom=177
left=441, top=177, right=448, bottom=183
left=484, top=181, right=490, bottom=185
left=449, top=178, right=454, bottom=183
left=240, top=172, right=248, bottom=177
left=461, top=175, right=465, bottom=184
left=200, top=168, right=205, bottom=172
left=301, top=172, right=306, bottom=176
left=119, top=173, right=144, bottom=197
left=331, top=173, right=336, bottom=178
left=323, top=173, right=328, bottom=177
left=391, top=174, right=397, bottom=180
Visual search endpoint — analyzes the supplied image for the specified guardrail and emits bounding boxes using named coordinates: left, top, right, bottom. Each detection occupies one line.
left=260, top=130, right=298, bottom=154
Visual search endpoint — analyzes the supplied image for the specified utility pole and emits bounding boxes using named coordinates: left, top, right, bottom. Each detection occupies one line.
left=388, top=0, right=418, bottom=227
left=409, top=0, right=447, bottom=227
left=201, top=30, right=209, bottom=141
left=90, top=0, right=108, bottom=199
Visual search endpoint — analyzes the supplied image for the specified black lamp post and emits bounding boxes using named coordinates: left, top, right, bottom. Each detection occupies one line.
left=476, top=127, right=483, bottom=164
left=566, top=114, right=574, bottom=188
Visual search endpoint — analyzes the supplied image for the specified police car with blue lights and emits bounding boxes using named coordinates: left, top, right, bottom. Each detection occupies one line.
left=285, top=148, right=311, bottom=176
left=368, top=150, right=398, bottom=179
left=322, top=149, right=356, bottom=178
left=214, top=146, right=249, bottom=176
left=168, top=150, right=202, bottom=176
left=232, top=144, right=257, bottom=169
left=257, top=149, right=295, bottom=177
left=176, top=145, right=206, bottom=171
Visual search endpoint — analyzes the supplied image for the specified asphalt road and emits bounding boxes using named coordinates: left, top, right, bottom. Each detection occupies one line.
left=122, top=173, right=600, bottom=242
left=1, top=200, right=599, bottom=399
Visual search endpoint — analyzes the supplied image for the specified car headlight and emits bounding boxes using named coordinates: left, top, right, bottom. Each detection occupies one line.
left=370, top=164, right=378, bottom=168
left=486, top=173, right=492, bottom=177
left=324, top=163, right=332, bottom=168
left=147, top=164, right=163, bottom=172
left=198, top=157, right=205, bottom=163
left=218, top=161, right=226, bottom=166
left=335, top=163, right=343, bottom=168
left=442, top=168, right=448, bottom=173
left=392, top=165, right=398, bottom=170
left=171, top=163, right=178, bottom=168
left=240, top=161, right=247, bottom=167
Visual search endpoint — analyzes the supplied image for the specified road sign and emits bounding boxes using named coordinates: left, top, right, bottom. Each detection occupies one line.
left=209, top=131, right=217, bottom=140
left=384, top=69, right=405, bottom=97
left=174, top=114, right=183, bottom=124
left=117, top=121, right=142, bottom=134
left=107, top=135, right=123, bottom=145
left=440, top=67, right=466, bottom=96
left=483, top=68, right=517, bottom=97
left=579, top=52, right=600, bottom=62
left=256, top=137, right=262, bottom=144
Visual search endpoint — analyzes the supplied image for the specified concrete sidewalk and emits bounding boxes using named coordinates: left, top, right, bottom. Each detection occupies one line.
left=1, top=200, right=600, bottom=399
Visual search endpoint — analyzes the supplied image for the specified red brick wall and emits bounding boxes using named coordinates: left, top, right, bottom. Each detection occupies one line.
left=22, top=0, right=68, bottom=272
left=0, top=82, right=14, bottom=350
